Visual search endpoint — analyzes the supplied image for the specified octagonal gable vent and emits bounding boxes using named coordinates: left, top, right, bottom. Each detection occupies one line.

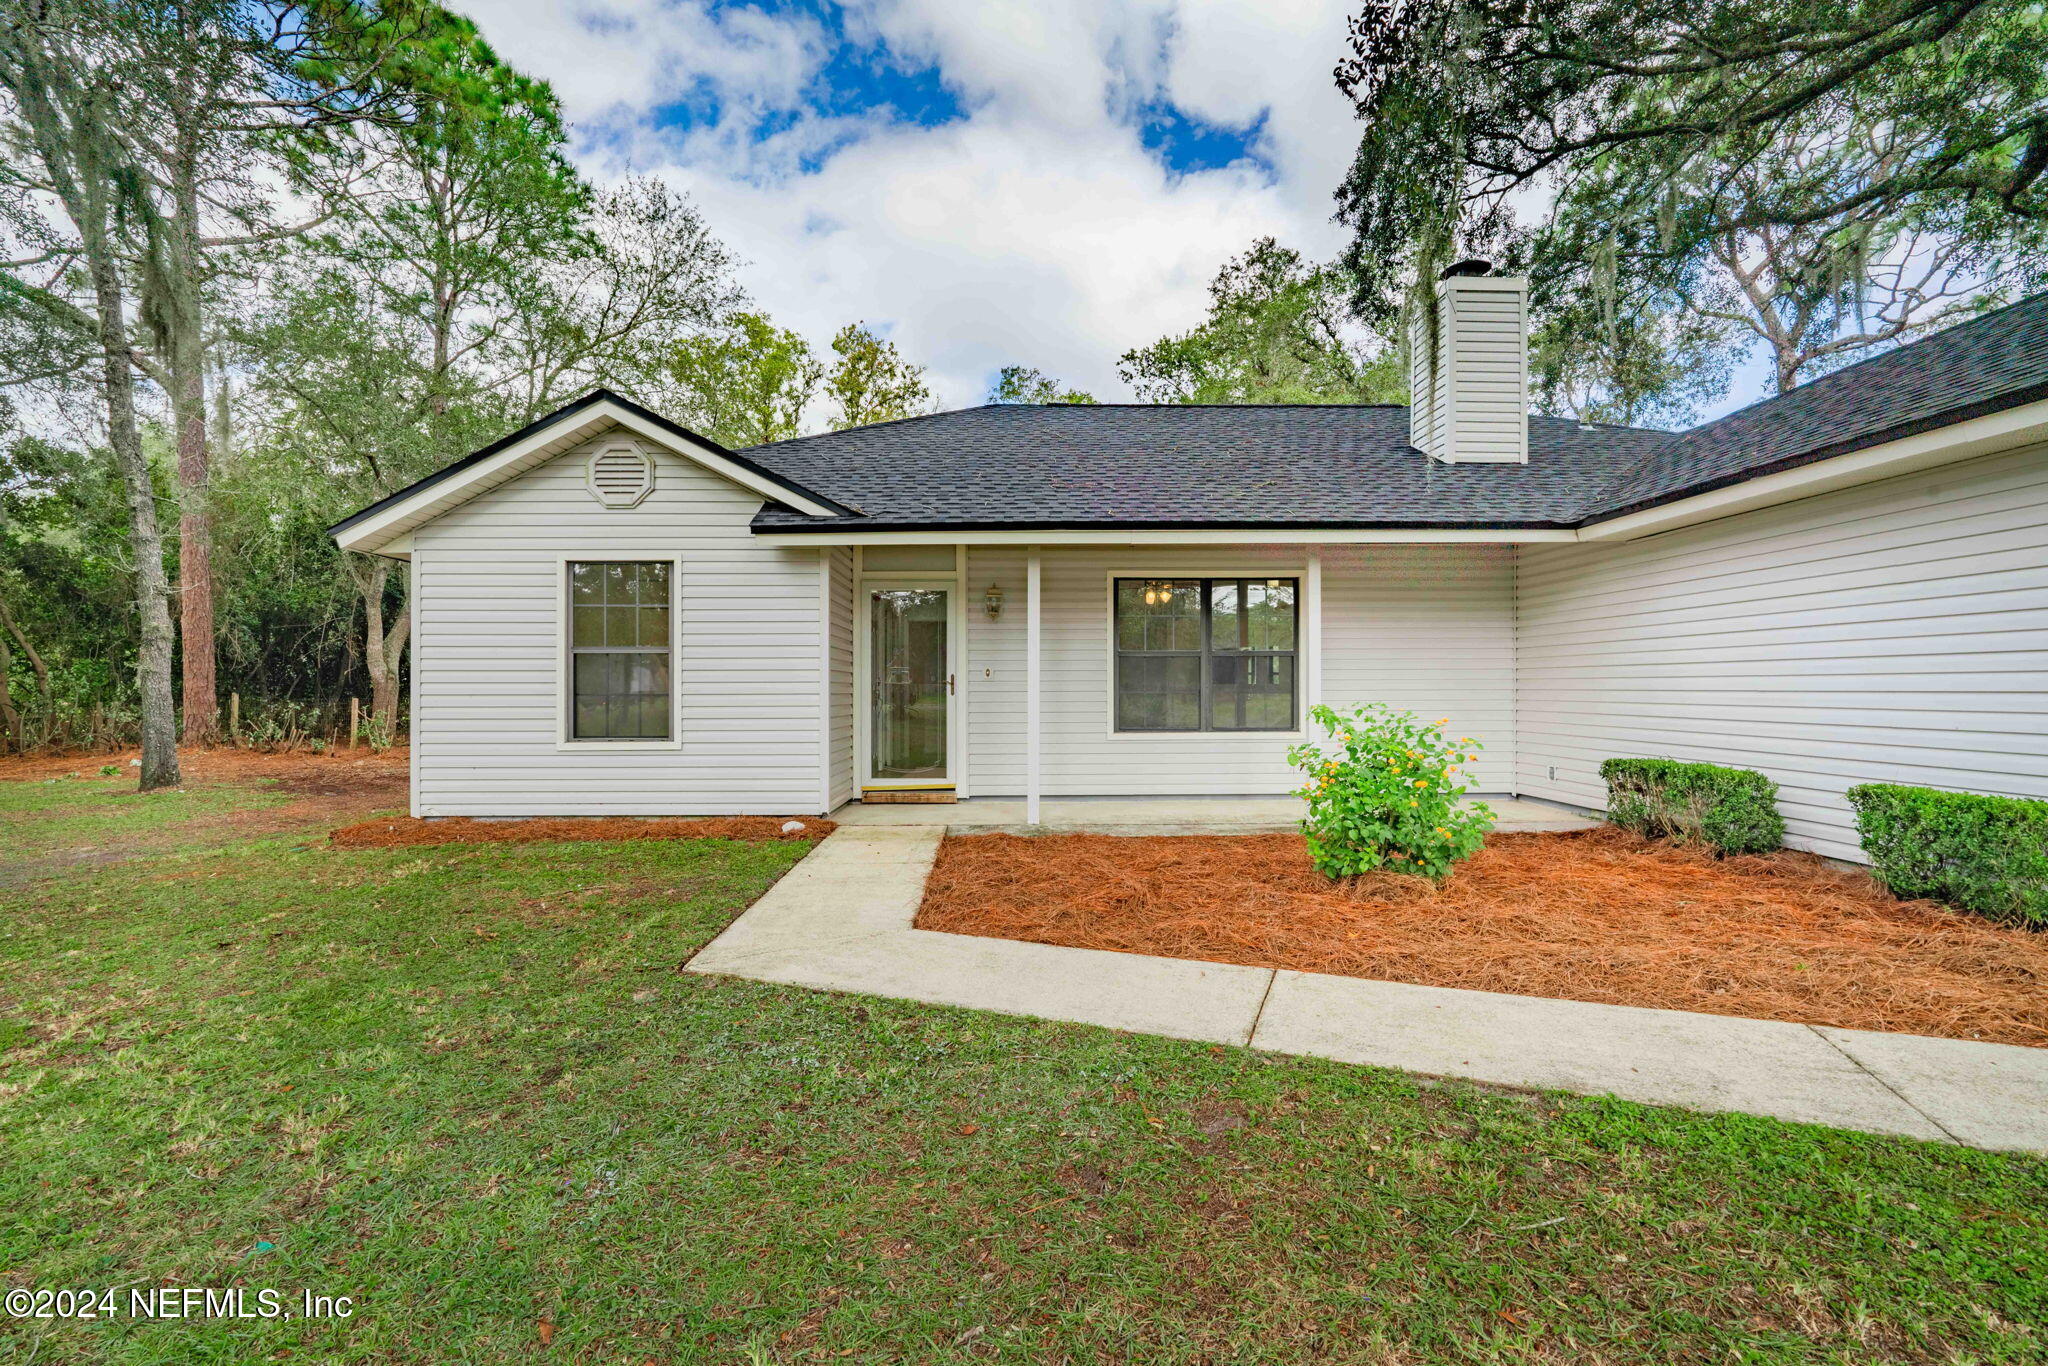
left=587, top=443, right=655, bottom=508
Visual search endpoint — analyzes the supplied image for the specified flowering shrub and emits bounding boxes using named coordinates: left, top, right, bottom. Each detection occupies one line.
left=1287, top=703, right=1494, bottom=879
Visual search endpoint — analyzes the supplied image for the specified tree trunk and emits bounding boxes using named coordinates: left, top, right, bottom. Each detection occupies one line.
left=171, top=157, right=217, bottom=744
left=348, top=556, right=410, bottom=733
left=0, top=635, right=20, bottom=753
left=1774, top=345, right=1803, bottom=394
left=89, top=252, right=180, bottom=790
left=0, top=593, right=51, bottom=745
left=0, top=14, right=176, bottom=784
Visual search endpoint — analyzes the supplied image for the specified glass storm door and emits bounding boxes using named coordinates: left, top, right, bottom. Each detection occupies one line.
left=867, top=585, right=951, bottom=785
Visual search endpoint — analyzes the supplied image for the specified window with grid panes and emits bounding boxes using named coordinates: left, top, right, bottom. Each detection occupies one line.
left=568, top=562, right=672, bottom=739
left=1113, top=577, right=1297, bottom=732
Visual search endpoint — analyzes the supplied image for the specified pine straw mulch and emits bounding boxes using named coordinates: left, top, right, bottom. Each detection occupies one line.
left=330, top=814, right=835, bottom=849
left=917, top=827, right=2048, bottom=1048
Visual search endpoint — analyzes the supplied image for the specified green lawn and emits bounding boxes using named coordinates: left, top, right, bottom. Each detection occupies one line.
left=0, top=772, right=293, bottom=872
left=1, top=783, right=2043, bottom=1364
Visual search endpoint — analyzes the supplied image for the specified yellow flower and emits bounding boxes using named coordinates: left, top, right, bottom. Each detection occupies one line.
left=1408, top=799, right=1417, bottom=807
left=1412, top=779, right=1426, bottom=788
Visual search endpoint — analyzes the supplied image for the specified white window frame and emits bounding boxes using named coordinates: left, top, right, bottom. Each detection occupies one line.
left=1100, top=566, right=1311, bottom=742
left=555, top=553, right=684, bottom=752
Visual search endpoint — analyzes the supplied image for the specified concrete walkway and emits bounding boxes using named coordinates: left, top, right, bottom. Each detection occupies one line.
left=689, top=827, right=2048, bottom=1152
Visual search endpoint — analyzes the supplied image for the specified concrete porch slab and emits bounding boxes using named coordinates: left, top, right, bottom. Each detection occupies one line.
left=687, top=827, right=2047, bottom=1152
left=829, top=794, right=1599, bottom=836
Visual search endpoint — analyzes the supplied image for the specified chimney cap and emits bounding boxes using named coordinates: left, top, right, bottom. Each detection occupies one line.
left=1439, top=258, right=1492, bottom=279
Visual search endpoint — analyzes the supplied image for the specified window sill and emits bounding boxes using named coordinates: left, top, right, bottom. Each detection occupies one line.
left=554, top=738, right=684, bottom=753
left=1107, top=729, right=1305, bottom=742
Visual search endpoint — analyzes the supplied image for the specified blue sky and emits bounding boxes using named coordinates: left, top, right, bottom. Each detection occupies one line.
left=474, top=0, right=1762, bottom=424
left=469, top=0, right=1355, bottom=413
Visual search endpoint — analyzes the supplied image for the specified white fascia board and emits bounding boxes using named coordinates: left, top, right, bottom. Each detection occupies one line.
left=334, top=398, right=840, bottom=554
left=1582, top=397, right=2048, bottom=542
left=752, top=526, right=1581, bottom=547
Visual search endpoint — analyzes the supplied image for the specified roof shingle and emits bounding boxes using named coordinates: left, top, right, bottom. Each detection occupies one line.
left=745, top=289, right=2048, bottom=533
left=746, top=406, right=1675, bottom=531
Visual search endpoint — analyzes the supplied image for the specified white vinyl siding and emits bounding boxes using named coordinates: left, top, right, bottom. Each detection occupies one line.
left=1409, top=276, right=1528, bottom=464
left=961, top=544, right=1515, bottom=796
left=410, top=429, right=824, bottom=816
left=827, top=546, right=856, bottom=808
left=1515, top=442, right=2048, bottom=861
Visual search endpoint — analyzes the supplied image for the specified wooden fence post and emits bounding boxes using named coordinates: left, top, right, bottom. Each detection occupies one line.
left=228, top=692, right=240, bottom=744
left=349, top=696, right=360, bottom=751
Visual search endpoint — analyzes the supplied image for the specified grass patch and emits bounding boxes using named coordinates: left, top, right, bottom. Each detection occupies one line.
left=1, top=786, right=2044, bottom=1363
left=0, top=775, right=292, bottom=870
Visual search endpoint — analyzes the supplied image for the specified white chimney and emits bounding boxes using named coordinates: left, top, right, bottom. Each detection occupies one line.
left=1406, top=261, right=1528, bottom=464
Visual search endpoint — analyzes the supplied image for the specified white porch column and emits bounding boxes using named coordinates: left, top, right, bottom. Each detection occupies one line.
left=817, top=547, right=834, bottom=816
left=1305, top=548, right=1323, bottom=716
left=1026, top=545, right=1042, bottom=825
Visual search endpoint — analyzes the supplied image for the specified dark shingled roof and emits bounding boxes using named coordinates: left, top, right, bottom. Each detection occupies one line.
left=1591, top=288, right=2048, bottom=520
left=744, top=288, right=2048, bottom=533
left=745, top=407, right=1676, bottom=531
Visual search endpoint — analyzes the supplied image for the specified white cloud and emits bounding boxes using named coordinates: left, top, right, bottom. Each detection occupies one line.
left=471, top=0, right=1364, bottom=412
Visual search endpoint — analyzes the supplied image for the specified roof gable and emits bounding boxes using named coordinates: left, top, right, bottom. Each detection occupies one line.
left=328, top=389, right=852, bottom=555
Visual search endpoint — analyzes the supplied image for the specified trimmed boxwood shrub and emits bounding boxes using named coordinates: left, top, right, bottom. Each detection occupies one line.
left=1847, top=784, right=2048, bottom=929
left=1599, top=758, right=1785, bottom=856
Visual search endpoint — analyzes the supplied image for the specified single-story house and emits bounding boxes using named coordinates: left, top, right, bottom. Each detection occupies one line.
left=329, top=273, right=2048, bottom=863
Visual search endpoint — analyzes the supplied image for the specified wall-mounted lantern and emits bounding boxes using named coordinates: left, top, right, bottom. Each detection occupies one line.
left=984, top=583, right=1005, bottom=620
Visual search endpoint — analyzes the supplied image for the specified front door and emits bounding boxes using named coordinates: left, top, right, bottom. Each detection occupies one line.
left=866, top=584, right=952, bottom=790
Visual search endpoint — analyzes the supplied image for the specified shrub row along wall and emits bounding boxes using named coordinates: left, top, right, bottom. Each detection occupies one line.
left=1600, top=758, right=1785, bottom=856
left=1849, top=785, right=2048, bottom=930
left=1515, top=443, right=2048, bottom=862
left=1596, top=758, right=2048, bottom=928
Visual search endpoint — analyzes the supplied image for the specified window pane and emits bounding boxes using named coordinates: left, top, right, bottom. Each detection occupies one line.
left=623, top=653, right=669, bottom=696
left=1114, top=574, right=1295, bottom=733
left=1209, top=581, right=1241, bottom=650
left=572, top=648, right=670, bottom=739
left=568, top=563, right=674, bottom=740
left=1116, top=579, right=1201, bottom=652
left=1116, top=653, right=1200, bottom=731
left=1114, top=582, right=1147, bottom=649
left=1208, top=654, right=1295, bottom=731
left=1246, top=579, right=1296, bottom=650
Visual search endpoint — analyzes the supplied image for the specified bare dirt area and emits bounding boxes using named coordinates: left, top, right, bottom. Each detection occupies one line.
left=1, top=748, right=412, bottom=882
left=917, top=827, right=2048, bottom=1048
left=0, top=744, right=410, bottom=800
left=331, top=814, right=835, bottom=848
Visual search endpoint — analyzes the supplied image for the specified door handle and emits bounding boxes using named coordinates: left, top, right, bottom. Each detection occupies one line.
left=948, top=673, right=956, bottom=695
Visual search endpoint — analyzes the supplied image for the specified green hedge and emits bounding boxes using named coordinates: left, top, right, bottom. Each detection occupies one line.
left=1599, top=758, right=1785, bottom=856
left=1847, top=784, right=2048, bottom=929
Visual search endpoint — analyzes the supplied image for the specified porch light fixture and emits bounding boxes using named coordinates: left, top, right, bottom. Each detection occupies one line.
left=984, top=583, right=1004, bottom=619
